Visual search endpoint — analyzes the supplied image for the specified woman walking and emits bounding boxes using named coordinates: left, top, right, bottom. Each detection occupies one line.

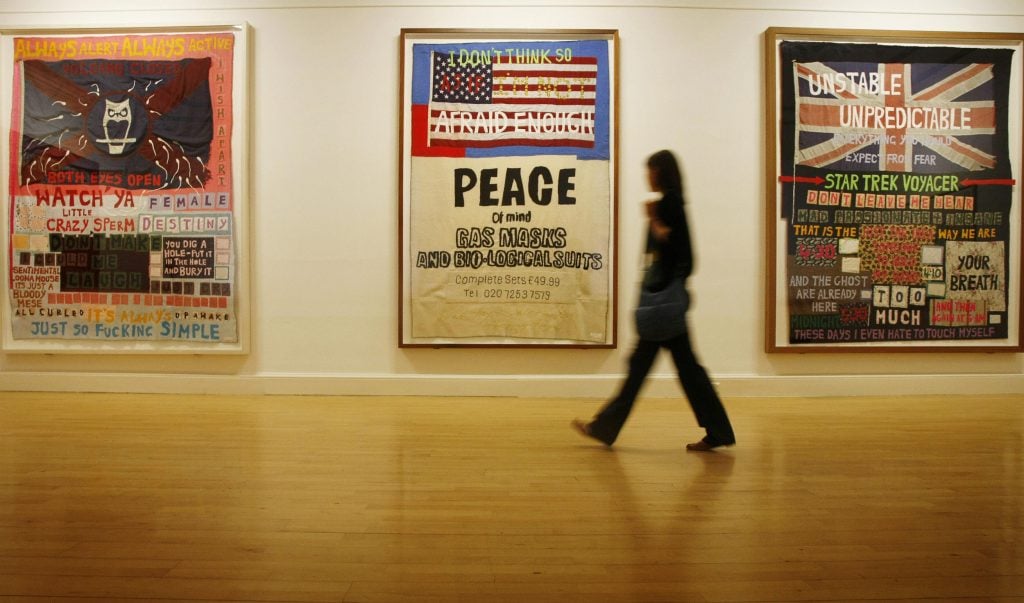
left=573, top=150, right=735, bottom=451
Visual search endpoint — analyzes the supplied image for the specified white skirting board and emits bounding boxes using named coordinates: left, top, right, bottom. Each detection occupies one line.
left=0, top=372, right=1021, bottom=398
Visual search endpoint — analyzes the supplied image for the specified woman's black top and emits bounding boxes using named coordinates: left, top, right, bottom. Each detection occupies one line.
left=644, top=189, right=694, bottom=291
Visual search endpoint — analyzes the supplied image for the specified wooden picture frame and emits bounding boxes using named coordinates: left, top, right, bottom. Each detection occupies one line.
left=765, top=27, right=1024, bottom=352
left=399, top=29, right=619, bottom=348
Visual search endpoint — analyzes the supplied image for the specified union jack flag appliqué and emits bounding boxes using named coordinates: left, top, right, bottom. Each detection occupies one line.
left=793, top=61, right=997, bottom=174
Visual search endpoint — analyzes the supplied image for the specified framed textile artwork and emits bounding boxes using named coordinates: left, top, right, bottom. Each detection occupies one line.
left=766, top=27, right=1023, bottom=352
left=1, top=24, right=249, bottom=353
left=399, top=29, right=619, bottom=347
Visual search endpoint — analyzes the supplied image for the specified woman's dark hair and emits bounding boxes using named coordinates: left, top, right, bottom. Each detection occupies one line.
left=646, top=149, right=683, bottom=195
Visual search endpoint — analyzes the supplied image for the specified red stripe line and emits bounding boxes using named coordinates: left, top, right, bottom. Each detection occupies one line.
left=485, top=98, right=596, bottom=106
left=493, top=84, right=597, bottom=93
left=494, top=70, right=597, bottom=78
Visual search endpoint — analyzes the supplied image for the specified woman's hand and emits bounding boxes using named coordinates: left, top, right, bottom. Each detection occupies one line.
left=645, top=200, right=671, bottom=241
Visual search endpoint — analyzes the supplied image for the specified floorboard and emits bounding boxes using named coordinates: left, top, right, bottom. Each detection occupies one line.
left=1, top=392, right=1021, bottom=602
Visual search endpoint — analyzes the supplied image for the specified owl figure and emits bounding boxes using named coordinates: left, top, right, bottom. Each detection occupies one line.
left=96, top=98, right=137, bottom=155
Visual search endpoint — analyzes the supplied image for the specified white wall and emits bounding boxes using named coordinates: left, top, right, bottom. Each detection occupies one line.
left=1, top=0, right=1022, bottom=397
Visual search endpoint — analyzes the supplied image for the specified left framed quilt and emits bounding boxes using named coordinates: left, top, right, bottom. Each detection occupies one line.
left=1, top=24, right=250, bottom=353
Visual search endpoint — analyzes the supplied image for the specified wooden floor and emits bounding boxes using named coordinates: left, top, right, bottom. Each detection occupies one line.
left=0, top=392, right=1022, bottom=603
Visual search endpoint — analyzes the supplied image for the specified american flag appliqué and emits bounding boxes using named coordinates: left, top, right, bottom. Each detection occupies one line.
left=427, top=50, right=598, bottom=149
